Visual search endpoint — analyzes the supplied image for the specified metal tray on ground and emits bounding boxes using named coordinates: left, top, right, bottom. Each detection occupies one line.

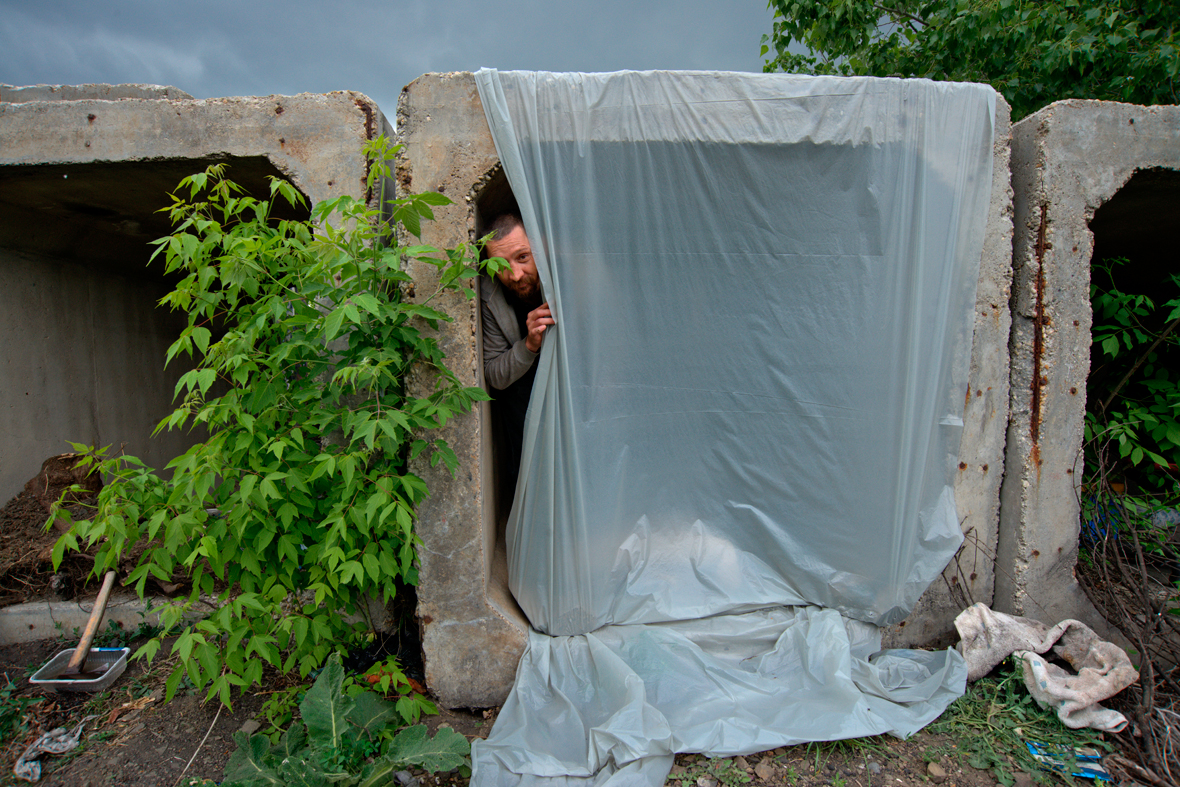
left=29, top=647, right=130, bottom=692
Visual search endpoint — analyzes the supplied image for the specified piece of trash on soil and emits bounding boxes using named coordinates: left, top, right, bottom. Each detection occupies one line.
left=1025, top=741, right=1111, bottom=781
left=14, top=714, right=98, bottom=782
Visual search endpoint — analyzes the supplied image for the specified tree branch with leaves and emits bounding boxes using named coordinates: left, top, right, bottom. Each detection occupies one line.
left=762, top=0, right=1179, bottom=120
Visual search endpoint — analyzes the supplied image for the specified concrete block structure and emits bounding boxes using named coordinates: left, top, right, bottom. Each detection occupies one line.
left=397, top=74, right=529, bottom=709
left=997, top=100, right=1180, bottom=634
left=1, top=83, right=193, bottom=103
left=398, top=72, right=1015, bottom=703
left=10, top=78, right=1165, bottom=714
left=0, top=85, right=388, bottom=504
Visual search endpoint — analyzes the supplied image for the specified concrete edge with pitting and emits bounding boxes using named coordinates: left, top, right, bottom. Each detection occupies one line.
left=0, top=590, right=390, bottom=647
left=0, top=592, right=176, bottom=646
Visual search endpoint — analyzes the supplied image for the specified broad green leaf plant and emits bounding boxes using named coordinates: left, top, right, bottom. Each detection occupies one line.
left=221, top=654, right=470, bottom=786
left=1081, top=257, right=1180, bottom=567
left=52, top=136, right=497, bottom=708
left=1085, top=257, right=1180, bottom=485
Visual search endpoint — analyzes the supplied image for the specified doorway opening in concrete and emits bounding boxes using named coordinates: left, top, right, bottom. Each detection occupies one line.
left=1083, top=166, right=1180, bottom=535
left=471, top=163, right=528, bottom=625
left=0, top=156, right=310, bottom=504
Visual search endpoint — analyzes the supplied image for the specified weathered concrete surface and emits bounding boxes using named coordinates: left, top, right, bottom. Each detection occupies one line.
left=397, top=73, right=529, bottom=709
left=0, top=246, right=195, bottom=501
left=0, top=90, right=385, bottom=504
left=0, top=591, right=389, bottom=645
left=0, top=593, right=169, bottom=644
left=997, top=100, right=1180, bottom=634
left=885, top=96, right=1014, bottom=647
left=1, top=83, right=193, bottom=103
left=0, top=90, right=381, bottom=195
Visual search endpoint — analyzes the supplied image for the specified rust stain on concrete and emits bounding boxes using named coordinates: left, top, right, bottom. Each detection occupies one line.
left=354, top=98, right=376, bottom=203
left=1030, top=204, right=1049, bottom=478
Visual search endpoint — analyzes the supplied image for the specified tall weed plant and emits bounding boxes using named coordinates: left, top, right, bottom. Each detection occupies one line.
left=1086, top=257, right=1180, bottom=483
left=51, top=136, right=495, bottom=707
left=1082, top=257, right=1180, bottom=572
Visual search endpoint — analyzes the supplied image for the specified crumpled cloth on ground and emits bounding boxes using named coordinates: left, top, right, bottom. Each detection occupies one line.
left=14, top=714, right=97, bottom=782
left=954, top=603, right=1137, bottom=732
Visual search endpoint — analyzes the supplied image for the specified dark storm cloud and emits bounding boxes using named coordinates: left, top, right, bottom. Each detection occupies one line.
left=0, top=0, right=775, bottom=116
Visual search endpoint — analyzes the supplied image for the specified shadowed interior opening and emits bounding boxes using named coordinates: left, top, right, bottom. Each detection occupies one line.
left=0, top=156, right=309, bottom=505
left=1085, top=166, right=1180, bottom=513
left=472, top=164, right=528, bottom=628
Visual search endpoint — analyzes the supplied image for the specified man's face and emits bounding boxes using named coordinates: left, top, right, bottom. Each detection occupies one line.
left=487, top=225, right=540, bottom=304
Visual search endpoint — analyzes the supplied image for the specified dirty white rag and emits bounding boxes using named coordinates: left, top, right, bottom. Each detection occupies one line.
left=954, top=603, right=1137, bottom=733
left=13, top=714, right=96, bottom=782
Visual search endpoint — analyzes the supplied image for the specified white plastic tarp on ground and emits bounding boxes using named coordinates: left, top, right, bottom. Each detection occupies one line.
left=470, top=70, right=997, bottom=786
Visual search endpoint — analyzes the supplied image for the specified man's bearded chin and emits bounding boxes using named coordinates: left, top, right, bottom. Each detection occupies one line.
left=504, top=274, right=542, bottom=307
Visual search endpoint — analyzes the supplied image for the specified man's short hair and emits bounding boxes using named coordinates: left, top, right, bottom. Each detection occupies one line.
left=487, top=212, right=523, bottom=244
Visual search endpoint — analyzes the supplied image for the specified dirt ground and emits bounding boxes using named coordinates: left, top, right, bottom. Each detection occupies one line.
left=0, top=632, right=494, bottom=787
left=0, top=490, right=100, bottom=607
left=0, top=612, right=1089, bottom=785
left=0, top=485, right=1108, bottom=786
left=0, top=628, right=1053, bottom=787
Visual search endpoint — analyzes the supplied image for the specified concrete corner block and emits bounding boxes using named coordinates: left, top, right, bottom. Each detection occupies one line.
left=0, top=89, right=386, bottom=203
left=398, top=72, right=528, bottom=709
left=997, top=100, right=1180, bottom=635
left=0, top=89, right=387, bottom=505
left=886, top=95, right=1014, bottom=647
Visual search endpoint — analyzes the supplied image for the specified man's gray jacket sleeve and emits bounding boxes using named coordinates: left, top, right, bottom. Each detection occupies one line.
left=481, top=276, right=538, bottom=390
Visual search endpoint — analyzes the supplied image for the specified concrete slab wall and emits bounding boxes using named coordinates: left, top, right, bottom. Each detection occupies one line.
left=397, top=73, right=529, bottom=710
left=399, top=73, right=1015, bottom=703
left=0, top=87, right=387, bottom=503
left=0, top=247, right=193, bottom=499
left=997, top=100, right=1180, bottom=633
left=0, top=89, right=382, bottom=193
left=1, top=83, right=193, bottom=103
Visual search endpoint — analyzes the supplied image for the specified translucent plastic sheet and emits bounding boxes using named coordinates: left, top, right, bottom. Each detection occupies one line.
left=471, top=70, right=996, bottom=786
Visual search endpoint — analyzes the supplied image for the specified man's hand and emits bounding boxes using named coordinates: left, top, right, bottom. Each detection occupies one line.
left=525, top=302, right=555, bottom=353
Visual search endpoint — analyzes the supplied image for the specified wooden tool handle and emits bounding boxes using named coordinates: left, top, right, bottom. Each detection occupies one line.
left=66, top=570, right=117, bottom=673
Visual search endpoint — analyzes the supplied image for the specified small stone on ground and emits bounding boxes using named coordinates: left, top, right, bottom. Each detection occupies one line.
left=753, top=760, right=775, bottom=781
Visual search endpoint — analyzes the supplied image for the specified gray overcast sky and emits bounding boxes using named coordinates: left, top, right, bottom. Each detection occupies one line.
left=1, top=0, right=778, bottom=118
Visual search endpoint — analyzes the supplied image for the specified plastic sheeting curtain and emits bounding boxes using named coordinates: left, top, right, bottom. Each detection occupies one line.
left=471, top=71, right=997, bottom=786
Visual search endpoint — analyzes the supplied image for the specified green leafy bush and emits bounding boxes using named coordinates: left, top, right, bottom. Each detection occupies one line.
left=258, top=653, right=436, bottom=744
left=762, top=0, right=1180, bottom=120
left=1085, top=257, right=1180, bottom=490
left=52, top=136, right=492, bottom=707
left=222, top=654, right=469, bottom=786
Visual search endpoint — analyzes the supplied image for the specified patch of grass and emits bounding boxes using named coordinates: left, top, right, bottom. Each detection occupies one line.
left=668, top=756, right=751, bottom=787
left=0, top=675, right=43, bottom=747
left=92, top=617, right=166, bottom=649
left=929, top=659, right=1112, bottom=785
left=793, top=736, right=886, bottom=776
